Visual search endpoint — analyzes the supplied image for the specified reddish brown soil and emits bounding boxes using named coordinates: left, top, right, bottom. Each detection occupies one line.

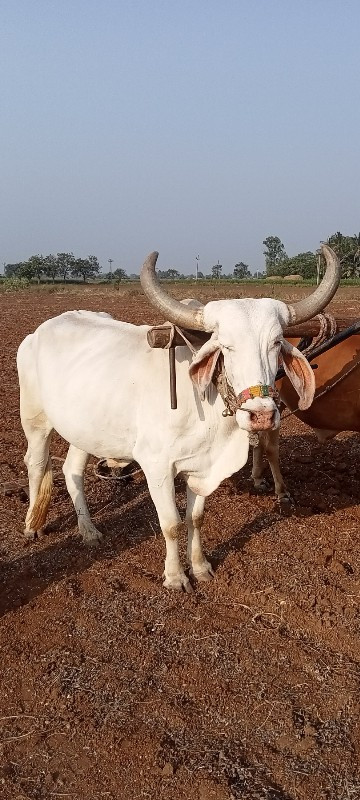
left=1, top=286, right=360, bottom=800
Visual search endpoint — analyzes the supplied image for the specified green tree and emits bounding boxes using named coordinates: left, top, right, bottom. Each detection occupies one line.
left=43, top=254, right=59, bottom=283
left=233, top=262, right=251, bottom=279
left=18, top=262, right=34, bottom=280
left=30, top=254, right=45, bottom=283
left=353, top=233, right=360, bottom=276
left=56, top=252, right=75, bottom=281
left=113, top=268, right=127, bottom=281
left=87, top=255, right=100, bottom=280
left=277, top=251, right=317, bottom=279
left=327, top=232, right=360, bottom=278
left=157, top=268, right=181, bottom=279
left=19, top=254, right=44, bottom=283
left=71, top=255, right=100, bottom=282
left=263, top=236, right=287, bottom=276
left=211, top=262, right=222, bottom=279
left=165, top=268, right=180, bottom=280
left=4, top=262, right=24, bottom=277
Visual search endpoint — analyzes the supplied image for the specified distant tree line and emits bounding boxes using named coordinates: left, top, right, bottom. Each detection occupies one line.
left=3, top=258, right=258, bottom=283
left=4, top=231, right=360, bottom=284
left=157, top=264, right=254, bottom=280
left=5, top=253, right=102, bottom=283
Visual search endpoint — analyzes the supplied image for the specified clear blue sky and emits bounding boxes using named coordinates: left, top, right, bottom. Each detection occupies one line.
left=1, top=0, right=359, bottom=274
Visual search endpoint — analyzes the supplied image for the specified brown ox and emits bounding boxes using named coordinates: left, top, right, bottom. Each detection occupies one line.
left=252, top=334, right=360, bottom=502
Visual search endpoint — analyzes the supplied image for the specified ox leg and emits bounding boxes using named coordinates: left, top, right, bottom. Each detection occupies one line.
left=186, top=488, right=214, bottom=581
left=145, top=476, right=191, bottom=592
left=264, top=430, right=291, bottom=503
left=251, top=433, right=270, bottom=494
left=313, top=428, right=338, bottom=443
left=252, top=430, right=291, bottom=503
left=23, top=416, right=53, bottom=540
left=62, top=445, right=103, bottom=546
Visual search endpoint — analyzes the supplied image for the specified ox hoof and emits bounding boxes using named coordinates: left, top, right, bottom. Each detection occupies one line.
left=277, top=495, right=293, bottom=515
left=190, top=561, right=215, bottom=582
left=79, top=522, right=103, bottom=547
left=23, top=527, right=45, bottom=542
left=24, top=528, right=37, bottom=542
left=252, top=478, right=271, bottom=495
left=163, top=572, right=193, bottom=593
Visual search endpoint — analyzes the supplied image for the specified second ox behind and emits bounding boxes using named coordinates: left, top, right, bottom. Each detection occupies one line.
left=17, top=245, right=340, bottom=590
left=252, top=323, right=360, bottom=499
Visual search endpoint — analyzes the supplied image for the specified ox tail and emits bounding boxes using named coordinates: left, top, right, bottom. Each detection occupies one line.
left=27, top=456, right=53, bottom=531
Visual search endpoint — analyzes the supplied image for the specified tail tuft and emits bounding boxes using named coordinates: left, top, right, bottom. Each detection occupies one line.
left=27, top=456, right=53, bottom=530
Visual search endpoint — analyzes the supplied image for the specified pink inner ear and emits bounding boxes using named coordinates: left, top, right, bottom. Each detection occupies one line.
left=189, top=349, right=221, bottom=394
left=281, top=347, right=315, bottom=410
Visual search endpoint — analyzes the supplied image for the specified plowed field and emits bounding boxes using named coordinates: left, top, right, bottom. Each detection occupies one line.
left=1, top=284, right=360, bottom=800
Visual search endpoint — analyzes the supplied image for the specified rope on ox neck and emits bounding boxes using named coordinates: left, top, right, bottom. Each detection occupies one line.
left=164, top=324, right=197, bottom=355
left=299, top=312, right=338, bottom=356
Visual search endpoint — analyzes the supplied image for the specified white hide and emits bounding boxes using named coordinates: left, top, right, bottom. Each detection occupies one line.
left=18, top=309, right=253, bottom=493
left=17, top=298, right=296, bottom=591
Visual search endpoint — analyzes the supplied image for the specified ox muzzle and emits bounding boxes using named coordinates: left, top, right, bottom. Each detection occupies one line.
left=236, top=400, right=280, bottom=432
left=222, top=384, right=280, bottom=432
left=246, top=405, right=277, bottom=431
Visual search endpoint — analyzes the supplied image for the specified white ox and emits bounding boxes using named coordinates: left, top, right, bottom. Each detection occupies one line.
left=17, top=246, right=339, bottom=591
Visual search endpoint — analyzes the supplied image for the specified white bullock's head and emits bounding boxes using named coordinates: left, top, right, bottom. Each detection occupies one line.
left=188, top=298, right=316, bottom=431
left=140, top=245, right=340, bottom=433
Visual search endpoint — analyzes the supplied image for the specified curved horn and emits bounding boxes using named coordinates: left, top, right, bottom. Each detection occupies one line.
left=287, top=244, right=341, bottom=325
left=140, top=252, right=205, bottom=330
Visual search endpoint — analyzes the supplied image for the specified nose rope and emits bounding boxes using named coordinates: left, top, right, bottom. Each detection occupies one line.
left=222, top=384, right=280, bottom=418
left=212, top=358, right=280, bottom=418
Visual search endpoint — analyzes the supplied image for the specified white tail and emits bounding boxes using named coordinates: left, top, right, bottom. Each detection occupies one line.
left=27, top=456, right=53, bottom=530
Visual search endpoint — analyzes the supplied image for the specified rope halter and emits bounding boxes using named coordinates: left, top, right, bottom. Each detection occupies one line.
left=212, top=361, right=280, bottom=417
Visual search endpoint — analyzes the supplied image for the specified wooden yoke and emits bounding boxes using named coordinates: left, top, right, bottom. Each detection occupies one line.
left=147, top=325, right=210, bottom=350
left=147, top=326, right=210, bottom=411
left=147, top=317, right=358, bottom=350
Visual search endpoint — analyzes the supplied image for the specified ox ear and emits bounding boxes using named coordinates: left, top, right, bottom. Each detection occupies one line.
left=189, top=335, right=221, bottom=396
left=280, top=340, right=315, bottom=410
